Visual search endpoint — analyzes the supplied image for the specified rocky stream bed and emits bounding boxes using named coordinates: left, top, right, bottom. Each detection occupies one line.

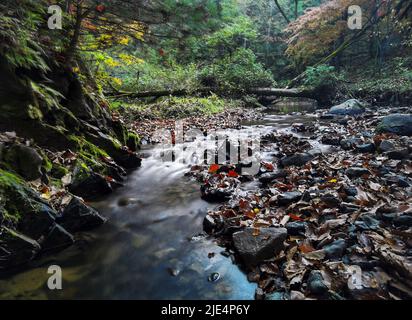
left=0, top=100, right=411, bottom=300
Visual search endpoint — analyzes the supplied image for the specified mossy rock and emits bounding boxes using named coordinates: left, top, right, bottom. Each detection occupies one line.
left=0, top=169, right=56, bottom=239
left=0, top=226, right=41, bottom=270
left=2, top=144, right=43, bottom=181
left=50, top=163, right=69, bottom=179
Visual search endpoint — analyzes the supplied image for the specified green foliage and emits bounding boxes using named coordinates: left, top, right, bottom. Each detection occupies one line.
left=205, top=17, right=258, bottom=57
left=0, top=1, right=49, bottom=72
left=122, top=60, right=200, bottom=92
left=303, top=65, right=341, bottom=88
left=200, top=48, right=275, bottom=91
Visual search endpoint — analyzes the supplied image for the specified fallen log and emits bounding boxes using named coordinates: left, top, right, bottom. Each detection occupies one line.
left=108, top=87, right=318, bottom=101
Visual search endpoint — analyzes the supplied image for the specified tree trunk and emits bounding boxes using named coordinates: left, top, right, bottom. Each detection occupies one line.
left=66, top=1, right=83, bottom=63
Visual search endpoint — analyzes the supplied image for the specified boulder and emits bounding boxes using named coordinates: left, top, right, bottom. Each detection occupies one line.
left=232, top=227, right=287, bottom=266
left=0, top=227, right=40, bottom=270
left=203, top=215, right=224, bottom=234
left=4, top=144, right=43, bottom=181
left=69, top=170, right=113, bottom=200
left=377, top=114, right=412, bottom=136
left=280, top=153, right=314, bottom=167
left=41, top=223, right=74, bottom=252
left=57, top=197, right=107, bottom=233
left=329, top=99, right=366, bottom=116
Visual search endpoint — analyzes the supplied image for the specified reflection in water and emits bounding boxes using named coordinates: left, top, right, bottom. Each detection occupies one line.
left=0, top=106, right=325, bottom=300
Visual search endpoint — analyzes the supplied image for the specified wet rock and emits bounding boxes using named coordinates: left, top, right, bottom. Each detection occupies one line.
left=208, top=272, right=220, bottom=282
left=4, top=144, right=43, bottom=181
left=340, top=138, right=362, bottom=150
left=379, top=140, right=396, bottom=153
left=321, top=135, right=341, bottom=146
left=286, top=221, right=306, bottom=236
left=355, top=215, right=380, bottom=231
left=278, top=191, right=302, bottom=206
left=385, top=175, right=410, bottom=187
left=329, top=99, right=366, bottom=116
left=203, top=215, right=224, bottom=234
left=393, top=215, right=412, bottom=228
left=259, top=170, right=287, bottom=184
left=323, top=239, right=347, bottom=259
left=280, top=153, right=314, bottom=167
left=320, top=193, right=341, bottom=207
left=233, top=227, right=287, bottom=266
left=307, top=270, right=329, bottom=295
left=385, top=148, right=410, bottom=160
left=342, top=185, right=358, bottom=197
left=356, top=143, right=376, bottom=153
left=69, top=171, right=113, bottom=200
left=345, top=167, right=370, bottom=178
left=255, top=288, right=265, bottom=300
left=201, top=185, right=233, bottom=203
left=57, top=197, right=107, bottom=233
left=18, top=203, right=57, bottom=241
left=377, top=114, right=412, bottom=136
left=41, top=223, right=74, bottom=252
left=0, top=227, right=40, bottom=270
left=117, top=197, right=141, bottom=207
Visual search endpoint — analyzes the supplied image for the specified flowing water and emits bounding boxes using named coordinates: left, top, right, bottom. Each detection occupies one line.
left=0, top=105, right=323, bottom=300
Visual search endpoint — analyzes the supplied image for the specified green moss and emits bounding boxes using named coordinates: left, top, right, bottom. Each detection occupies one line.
left=126, top=131, right=140, bottom=151
left=50, top=163, right=68, bottom=179
left=0, top=169, right=26, bottom=224
left=69, top=135, right=109, bottom=159
left=39, top=152, right=53, bottom=173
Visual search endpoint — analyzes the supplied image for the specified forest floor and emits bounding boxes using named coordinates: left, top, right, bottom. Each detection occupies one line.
left=119, top=100, right=412, bottom=300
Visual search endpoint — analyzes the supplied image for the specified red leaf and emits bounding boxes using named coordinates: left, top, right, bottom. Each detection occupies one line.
left=209, top=164, right=220, bottom=173
left=289, top=213, right=304, bottom=221
left=228, top=170, right=239, bottom=178
left=96, top=4, right=106, bottom=13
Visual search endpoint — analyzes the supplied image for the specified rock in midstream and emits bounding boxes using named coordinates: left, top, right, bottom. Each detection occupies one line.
left=232, top=227, right=287, bottom=267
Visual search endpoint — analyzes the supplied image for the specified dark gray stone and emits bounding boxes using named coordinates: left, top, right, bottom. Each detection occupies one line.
left=307, top=270, right=329, bottom=295
left=385, top=148, right=410, bottom=160
left=0, top=227, right=40, bottom=270
left=345, top=167, right=370, bottom=178
left=323, top=239, right=347, bottom=259
left=69, top=170, right=113, bottom=200
left=4, top=144, right=43, bottom=181
left=286, top=221, right=306, bottom=236
left=379, top=140, right=396, bottom=153
left=377, top=114, right=412, bottom=136
left=259, top=170, right=287, bottom=184
left=233, top=227, right=287, bottom=266
left=280, top=153, right=314, bottom=167
left=329, top=99, right=366, bottom=116
left=278, top=191, right=302, bottom=206
left=57, top=197, right=107, bottom=233
left=41, top=223, right=74, bottom=252
left=356, top=143, right=376, bottom=153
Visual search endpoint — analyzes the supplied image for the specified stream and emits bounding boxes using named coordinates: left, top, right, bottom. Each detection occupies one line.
left=0, top=104, right=323, bottom=300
